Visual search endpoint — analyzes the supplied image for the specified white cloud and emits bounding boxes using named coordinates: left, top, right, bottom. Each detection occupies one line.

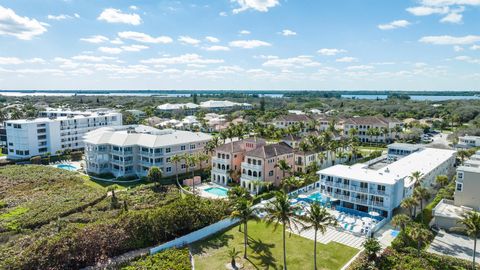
left=232, top=0, right=280, bottom=14
left=336, top=57, right=357, bottom=63
left=454, top=55, right=480, bottom=64
left=239, top=30, right=250, bottom=35
left=26, top=57, right=46, bottom=64
left=406, top=6, right=449, bottom=16
left=471, top=45, right=480, bottom=50
left=0, top=57, right=24, bottom=65
left=318, top=48, right=347, bottom=56
left=419, top=35, right=480, bottom=45
left=80, top=35, right=109, bottom=44
left=204, top=45, right=230, bottom=51
left=440, top=7, right=464, bottom=23
left=140, top=54, right=224, bottom=65
left=229, top=40, right=271, bottom=49
left=378, top=20, right=411, bottom=30
left=262, top=56, right=321, bottom=68
left=47, top=14, right=79, bottom=20
left=121, top=44, right=149, bottom=52
left=205, top=36, right=220, bottom=43
left=420, top=0, right=480, bottom=6
left=98, top=8, right=141, bottom=25
left=454, top=45, right=464, bottom=51
left=129, top=5, right=139, bottom=10
left=281, top=29, right=297, bottom=36
left=0, top=5, right=47, bottom=40
left=71, top=55, right=116, bottom=62
left=346, top=65, right=374, bottom=70
left=118, top=31, right=173, bottom=44
left=219, top=11, right=228, bottom=17
left=98, top=46, right=123, bottom=54
left=178, top=36, right=201, bottom=45
left=110, top=38, right=124, bottom=45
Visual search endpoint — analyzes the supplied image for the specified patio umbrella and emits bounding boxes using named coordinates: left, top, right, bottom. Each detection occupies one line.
left=289, top=199, right=298, bottom=204
left=298, top=194, right=308, bottom=199
left=344, top=217, right=355, bottom=224
left=369, top=211, right=380, bottom=217
left=361, top=216, right=372, bottom=222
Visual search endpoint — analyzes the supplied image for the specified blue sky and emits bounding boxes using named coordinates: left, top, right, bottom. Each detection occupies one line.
left=0, top=0, right=479, bottom=90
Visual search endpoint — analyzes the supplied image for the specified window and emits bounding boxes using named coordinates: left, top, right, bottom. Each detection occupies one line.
left=166, top=148, right=171, bottom=153
left=190, top=144, right=196, bottom=150
left=181, top=145, right=186, bottom=151
left=456, top=182, right=463, bottom=192
left=166, top=157, right=171, bottom=163
left=181, top=164, right=187, bottom=169
left=166, top=167, right=172, bottom=172
left=457, top=172, right=464, bottom=179
left=269, top=170, right=274, bottom=176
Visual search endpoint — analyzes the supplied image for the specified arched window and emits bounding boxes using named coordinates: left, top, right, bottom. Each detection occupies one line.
left=253, top=171, right=257, bottom=177
left=253, top=159, right=257, bottom=165
left=248, top=170, right=252, bottom=176
left=222, top=176, right=225, bottom=182
left=226, top=165, right=230, bottom=170
left=226, top=154, right=230, bottom=159
left=222, top=164, right=226, bottom=170
left=222, top=154, right=225, bottom=159
left=243, top=169, right=246, bottom=174
left=258, top=160, right=262, bottom=165
left=259, top=172, right=262, bottom=177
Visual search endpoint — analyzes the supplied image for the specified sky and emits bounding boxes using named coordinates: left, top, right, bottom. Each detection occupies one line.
left=0, top=0, right=479, bottom=91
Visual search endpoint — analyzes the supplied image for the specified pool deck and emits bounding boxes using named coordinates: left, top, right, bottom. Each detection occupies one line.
left=197, top=182, right=229, bottom=200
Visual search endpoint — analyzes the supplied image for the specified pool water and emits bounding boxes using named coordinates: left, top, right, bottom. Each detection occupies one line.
left=56, top=164, right=78, bottom=171
left=204, top=187, right=228, bottom=197
left=307, top=192, right=323, bottom=202
left=391, top=230, right=400, bottom=237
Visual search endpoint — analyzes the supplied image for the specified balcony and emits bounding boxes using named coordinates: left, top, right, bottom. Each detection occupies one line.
left=333, top=182, right=350, bottom=189
left=212, top=167, right=229, bottom=175
left=241, top=162, right=262, bottom=171
left=370, top=201, right=385, bottom=208
left=241, top=174, right=262, bottom=181
left=369, top=189, right=387, bottom=196
left=352, top=197, right=369, bottom=205
left=112, top=149, right=133, bottom=155
left=350, top=186, right=369, bottom=193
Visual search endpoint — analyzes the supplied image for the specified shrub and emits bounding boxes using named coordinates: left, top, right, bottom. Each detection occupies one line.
left=122, top=248, right=190, bottom=270
left=70, top=151, right=83, bottom=161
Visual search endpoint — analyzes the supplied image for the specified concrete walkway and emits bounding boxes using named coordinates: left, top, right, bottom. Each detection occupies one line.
left=290, top=225, right=366, bottom=249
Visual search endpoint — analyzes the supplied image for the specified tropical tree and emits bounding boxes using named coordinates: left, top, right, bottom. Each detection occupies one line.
left=435, top=175, right=449, bottom=188
left=458, top=150, right=470, bottom=165
left=363, top=237, right=381, bottom=262
left=281, top=176, right=304, bottom=193
left=169, top=154, right=182, bottom=186
left=147, top=166, right=163, bottom=187
left=300, top=203, right=336, bottom=270
left=408, top=225, right=433, bottom=256
left=317, top=152, right=326, bottom=168
left=391, top=214, right=411, bottom=232
left=275, top=159, right=292, bottom=179
left=414, top=187, right=430, bottom=223
left=227, top=247, right=241, bottom=269
left=457, top=211, right=480, bottom=269
left=196, top=152, right=209, bottom=173
left=227, top=186, right=252, bottom=202
left=410, top=171, right=424, bottom=188
left=231, top=199, right=258, bottom=259
left=401, top=197, right=417, bottom=219
left=264, top=191, right=301, bottom=270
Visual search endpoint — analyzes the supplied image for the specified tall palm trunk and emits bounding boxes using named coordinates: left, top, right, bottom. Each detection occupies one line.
left=314, top=229, right=318, bottom=270
left=244, top=221, right=248, bottom=259
left=283, top=226, right=287, bottom=270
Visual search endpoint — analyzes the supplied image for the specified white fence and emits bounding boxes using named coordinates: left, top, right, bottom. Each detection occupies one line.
left=150, top=218, right=240, bottom=255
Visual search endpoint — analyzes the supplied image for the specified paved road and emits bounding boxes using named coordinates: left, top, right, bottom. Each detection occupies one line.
left=426, top=132, right=453, bottom=150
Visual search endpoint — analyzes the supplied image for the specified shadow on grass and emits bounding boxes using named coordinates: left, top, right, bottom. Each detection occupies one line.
left=190, top=232, right=235, bottom=255
left=247, top=236, right=278, bottom=270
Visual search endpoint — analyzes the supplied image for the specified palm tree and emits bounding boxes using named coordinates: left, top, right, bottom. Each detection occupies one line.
left=391, top=214, right=411, bottom=232
left=147, top=166, right=163, bottom=187
left=265, top=191, right=301, bottom=270
left=458, top=211, right=480, bottom=269
left=408, top=225, right=432, bottom=256
left=230, top=199, right=258, bottom=259
left=171, top=154, right=183, bottom=188
left=410, top=171, right=424, bottom=188
left=317, top=152, right=326, bottom=168
left=435, top=175, right=449, bottom=188
left=275, top=159, right=291, bottom=179
left=227, top=247, right=241, bottom=269
left=281, top=176, right=304, bottom=193
left=196, top=152, right=209, bottom=173
left=363, top=237, right=381, bottom=262
left=458, top=150, right=469, bottom=165
left=300, top=203, right=337, bottom=270
left=401, top=197, right=417, bottom=219
left=414, top=187, right=430, bottom=223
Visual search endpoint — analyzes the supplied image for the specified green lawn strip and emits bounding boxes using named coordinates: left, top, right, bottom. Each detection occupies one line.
left=192, top=221, right=358, bottom=270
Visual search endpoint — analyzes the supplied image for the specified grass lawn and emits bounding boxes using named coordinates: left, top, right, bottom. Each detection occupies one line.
left=192, top=221, right=359, bottom=270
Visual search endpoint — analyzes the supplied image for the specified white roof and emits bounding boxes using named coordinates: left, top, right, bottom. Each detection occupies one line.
left=157, top=103, right=199, bottom=110
left=434, top=200, right=470, bottom=219
left=318, top=147, right=456, bottom=186
left=6, top=111, right=120, bottom=124
left=460, top=135, right=480, bottom=140
left=199, top=100, right=251, bottom=108
left=83, top=125, right=211, bottom=148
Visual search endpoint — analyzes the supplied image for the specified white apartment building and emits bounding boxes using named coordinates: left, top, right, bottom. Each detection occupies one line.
left=343, top=116, right=403, bottom=143
left=317, top=146, right=456, bottom=218
left=84, top=125, right=211, bottom=178
left=5, top=110, right=122, bottom=159
left=457, top=135, right=480, bottom=149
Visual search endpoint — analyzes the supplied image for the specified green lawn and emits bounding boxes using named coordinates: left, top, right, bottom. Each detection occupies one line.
left=192, top=221, right=359, bottom=270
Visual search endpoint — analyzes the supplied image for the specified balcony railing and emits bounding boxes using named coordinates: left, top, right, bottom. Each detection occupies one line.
left=370, top=201, right=385, bottom=207
left=241, top=162, right=262, bottom=171
left=351, top=198, right=369, bottom=205
left=350, top=186, right=369, bottom=193
left=369, top=189, right=387, bottom=196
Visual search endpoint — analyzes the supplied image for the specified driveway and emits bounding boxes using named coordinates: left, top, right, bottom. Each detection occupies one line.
left=426, top=133, right=452, bottom=150
left=428, top=230, right=478, bottom=262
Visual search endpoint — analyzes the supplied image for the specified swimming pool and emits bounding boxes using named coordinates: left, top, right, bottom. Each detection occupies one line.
left=307, top=192, right=323, bottom=202
left=391, top=230, right=400, bottom=237
left=56, top=164, right=78, bottom=171
left=204, top=187, right=228, bottom=197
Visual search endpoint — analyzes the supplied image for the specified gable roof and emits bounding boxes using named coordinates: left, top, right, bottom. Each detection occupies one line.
left=274, top=114, right=312, bottom=122
left=245, top=142, right=294, bottom=159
